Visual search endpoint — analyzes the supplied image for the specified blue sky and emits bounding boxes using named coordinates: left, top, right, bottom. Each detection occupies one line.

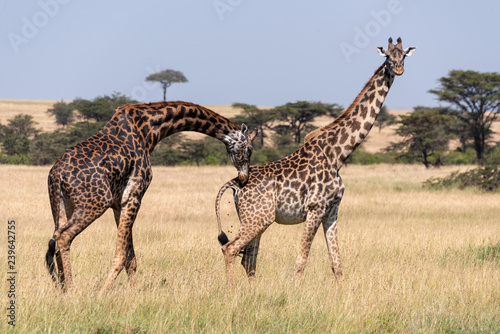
left=1, top=0, right=499, bottom=110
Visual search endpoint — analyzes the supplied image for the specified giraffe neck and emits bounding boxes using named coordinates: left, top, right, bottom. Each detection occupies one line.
left=307, top=62, right=394, bottom=169
left=109, top=101, right=240, bottom=153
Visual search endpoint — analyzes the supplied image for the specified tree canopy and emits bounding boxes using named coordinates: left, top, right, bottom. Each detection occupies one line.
left=0, top=114, right=39, bottom=156
left=47, top=100, right=75, bottom=127
left=375, top=105, right=396, bottom=132
left=73, top=92, right=138, bottom=122
left=273, top=101, right=343, bottom=144
left=231, top=103, right=275, bottom=147
left=388, top=107, right=455, bottom=168
left=429, top=70, right=500, bottom=163
left=145, top=69, right=188, bottom=101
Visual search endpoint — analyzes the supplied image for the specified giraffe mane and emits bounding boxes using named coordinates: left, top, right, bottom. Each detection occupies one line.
left=118, top=101, right=240, bottom=130
left=304, top=63, right=386, bottom=143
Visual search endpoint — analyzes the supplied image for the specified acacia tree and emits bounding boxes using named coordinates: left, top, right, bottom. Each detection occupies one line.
left=73, top=92, right=138, bottom=122
left=47, top=100, right=75, bottom=127
left=429, top=70, right=500, bottom=163
left=375, top=105, right=396, bottom=132
left=273, top=101, right=343, bottom=144
left=388, top=107, right=455, bottom=168
left=438, top=107, right=471, bottom=153
left=145, top=69, right=188, bottom=101
left=0, top=114, right=39, bottom=156
left=231, top=103, right=275, bottom=147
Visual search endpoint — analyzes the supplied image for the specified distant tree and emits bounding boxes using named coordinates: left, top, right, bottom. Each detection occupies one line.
left=438, top=107, right=471, bottom=153
left=64, top=121, right=105, bottom=145
left=231, top=103, right=275, bottom=147
left=429, top=70, right=500, bottom=163
left=375, top=105, right=396, bottom=132
left=72, top=98, right=106, bottom=122
left=29, top=131, right=67, bottom=165
left=106, top=91, right=139, bottom=108
left=73, top=92, right=138, bottom=122
left=179, top=139, right=206, bottom=167
left=145, top=69, right=188, bottom=101
left=177, top=137, right=229, bottom=166
left=388, top=107, right=455, bottom=168
left=273, top=101, right=343, bottom=144
left=150, top=133, right=186, bottom=166
left=0, top=114, right=39, bottom=156
left=47, top=100, right=75, bottom=127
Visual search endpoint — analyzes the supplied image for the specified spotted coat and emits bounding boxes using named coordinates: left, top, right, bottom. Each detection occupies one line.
left=46, top=101, right=256, bottom=294
left=216, top=38, right=416, bottom=286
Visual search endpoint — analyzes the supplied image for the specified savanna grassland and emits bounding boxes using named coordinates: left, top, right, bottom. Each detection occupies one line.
left=1, top=164, right=499, bottom=333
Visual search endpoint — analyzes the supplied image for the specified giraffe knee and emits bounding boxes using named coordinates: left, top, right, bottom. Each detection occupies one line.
left=127, top=257, right=137, bottom=271
left=55, top=237, right=69, bottom=252
left=222, top=246, right=239, bottom=263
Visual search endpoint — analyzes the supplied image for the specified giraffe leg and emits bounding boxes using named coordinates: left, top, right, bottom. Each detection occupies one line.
left=54, top=203, right=70, bottom=289
left=113, top=207, right=137, bottom=287
left=294, top=209, right=323, bottom=281
left=222, top=223, right=269, bottom=288
left=322, top=219, right=343, bottom=282
left=54, top=243, right=65, bottom=287
left=55, top=237, right=72, bottom=291
left=241, top=235, right=262, bottom=283
left=55, top=208, right=107, bottom=292
left=100, top=198, right=141, bottom=295
left=124, top=233, right=137, bottom=286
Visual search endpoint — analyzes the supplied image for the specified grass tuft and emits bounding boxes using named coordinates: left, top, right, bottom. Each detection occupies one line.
left=470, top=243, right=500, bottom=263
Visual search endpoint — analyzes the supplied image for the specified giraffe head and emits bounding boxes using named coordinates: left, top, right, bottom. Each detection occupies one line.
left=222, top=124, right=257, bottom=185
left=376, top=37, right=416, bottom=76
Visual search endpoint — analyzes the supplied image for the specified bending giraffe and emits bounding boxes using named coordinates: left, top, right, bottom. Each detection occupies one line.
left=45, top=101, right=256, bottom=294
left=215, top=38, right=416, bottom=286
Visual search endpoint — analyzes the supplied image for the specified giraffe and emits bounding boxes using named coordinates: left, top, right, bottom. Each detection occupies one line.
left=45, top=101, right=256, bottom=294
left=215, top=38, right=416, bottom=286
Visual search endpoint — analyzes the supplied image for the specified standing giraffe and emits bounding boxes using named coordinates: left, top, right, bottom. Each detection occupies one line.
left=45, top=101, right=256, bottom=294
left=215, top=38, right=416, bottom=286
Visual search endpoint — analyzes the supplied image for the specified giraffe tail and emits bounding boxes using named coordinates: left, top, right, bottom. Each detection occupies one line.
left=46, top=238, right=57, bottom=282
left=45, top=167, right=60, bottom=283
left=215, top=179, right=239, bottom=246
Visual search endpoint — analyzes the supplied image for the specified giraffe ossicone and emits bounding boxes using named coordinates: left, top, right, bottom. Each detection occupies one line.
left=215, top=37, right=416, bottom=287
left=45, top=101, right=256, bottom=294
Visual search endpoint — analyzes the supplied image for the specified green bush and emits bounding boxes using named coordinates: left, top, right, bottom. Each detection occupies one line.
left=29, top=132, right=68, bottom=165
left=485, top=144, right=500, bottom=165
left=424, top=165, right=500, bottom=192
left=441, top=149, right=477, bottom=165
left=347, top=149, right=384, bottom=165
left=252, top=147, right=286, bottom=165
left=0, top=154, right=30, bottom=164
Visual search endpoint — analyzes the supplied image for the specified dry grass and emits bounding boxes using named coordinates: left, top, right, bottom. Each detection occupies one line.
left=1, top=164, right=499, bottom=333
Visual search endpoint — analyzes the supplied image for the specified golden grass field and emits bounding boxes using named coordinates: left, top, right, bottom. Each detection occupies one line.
left=1, top=164, right=499, bottom=333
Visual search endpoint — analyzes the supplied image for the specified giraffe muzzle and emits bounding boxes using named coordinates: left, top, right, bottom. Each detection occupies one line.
left=394, top=66, right=404, bottom=75
left=238, top=171, right=248, bottom=185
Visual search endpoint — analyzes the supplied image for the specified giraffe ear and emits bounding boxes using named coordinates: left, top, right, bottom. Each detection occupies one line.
left=404, top=47, right=417, bottom=56
left=376, top=46, right=387, bottom=56
left=241, top=123, right=249, bottom=136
